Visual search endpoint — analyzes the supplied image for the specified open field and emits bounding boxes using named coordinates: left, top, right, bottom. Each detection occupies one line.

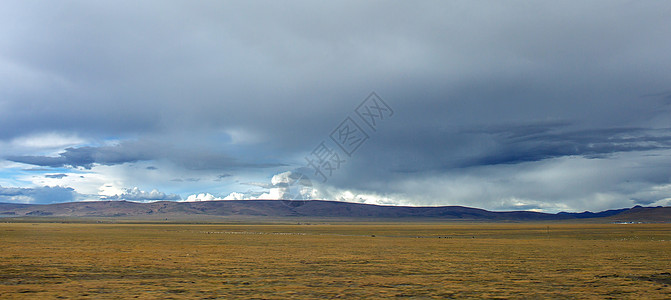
left=1, top=222, right=670, bottom=299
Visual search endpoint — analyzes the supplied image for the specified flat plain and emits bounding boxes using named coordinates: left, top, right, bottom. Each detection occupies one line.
left=0, top=221, right=670, bottom=299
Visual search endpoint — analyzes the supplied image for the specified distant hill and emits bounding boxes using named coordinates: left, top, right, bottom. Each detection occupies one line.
left=604, top=205, right=671, bottom=223
left=0, top=200, right=668, bottom=222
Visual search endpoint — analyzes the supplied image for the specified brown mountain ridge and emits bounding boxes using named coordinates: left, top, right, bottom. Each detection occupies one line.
left=1, top=200, right=669, bottom=222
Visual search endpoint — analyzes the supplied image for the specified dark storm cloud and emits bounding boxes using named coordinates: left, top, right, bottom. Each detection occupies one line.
left=216, top=174, right=232, bottom=179
left=6, top=140, right=285, bottom=170
left=315, top=117, right=671, bottom=200
left=2, top=1, right=670, bottom=151
left=1, top=1, right=671, bottom=210
left=7, top=143, right=155, bottom=169
left=0, top=185, right=78, bottom=204
left=462, top=125, right=671, bottom=167
left=45, top=173, right=68, bottom=179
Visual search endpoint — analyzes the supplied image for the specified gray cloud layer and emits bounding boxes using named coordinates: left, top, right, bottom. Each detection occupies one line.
left=7, top=140, right=285, bottom=171
left=0, top=186, right=78, bottom=204
left=1, top=1, right=671, bottom=210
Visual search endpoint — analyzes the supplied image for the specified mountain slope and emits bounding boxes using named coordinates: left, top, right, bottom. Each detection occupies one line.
left=0, top=200, right=668, bottom=222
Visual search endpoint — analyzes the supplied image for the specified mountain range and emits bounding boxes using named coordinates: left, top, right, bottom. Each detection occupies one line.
left=1, top=200, right=669, bottom=222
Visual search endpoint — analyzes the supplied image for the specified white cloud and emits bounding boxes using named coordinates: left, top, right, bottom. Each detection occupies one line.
left=98, top=182, right=125, bottom=198
left=184, top=193, right=218, bottom=202
left=100, top=187, right=181, bottom=201
left=223, top=192, right=247, bottom=200
left=17, top=164, right=129, bottom=199
left=0, top=132, right=88, bottom=160
left=221, top=171, right=320, bottom=201
left=220, top=170, right=404, bottom=205
left=10, top=132, right=85, bottom=149
left=256, top=188, right=285, bottom=200
left=651, top=198, right=671, bottom=206
left=269, top=172, right=287, bottom=185
left=321, top=188, right=403, bottom=206
left=217, top=153, right=671, bottom=213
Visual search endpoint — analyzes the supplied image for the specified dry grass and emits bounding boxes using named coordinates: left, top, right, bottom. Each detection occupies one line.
left=1, top=222, right=670, bottom=299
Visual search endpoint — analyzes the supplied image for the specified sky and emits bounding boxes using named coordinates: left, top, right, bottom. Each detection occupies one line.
left=1, top=1, right=671, bottom=212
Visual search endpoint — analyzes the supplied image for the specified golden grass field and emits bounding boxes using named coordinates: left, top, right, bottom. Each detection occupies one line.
left=1, top=221, right=670, bottom=299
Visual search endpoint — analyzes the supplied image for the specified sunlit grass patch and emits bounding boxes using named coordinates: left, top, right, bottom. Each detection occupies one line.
left=0, top=222, right=669, bottom=299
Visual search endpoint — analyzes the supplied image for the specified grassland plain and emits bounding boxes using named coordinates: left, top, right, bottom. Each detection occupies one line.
left=0, top=222, right=670, bottom=299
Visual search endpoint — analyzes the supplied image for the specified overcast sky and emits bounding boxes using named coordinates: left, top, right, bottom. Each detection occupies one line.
left=1, top=1, right=671, bottom=212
